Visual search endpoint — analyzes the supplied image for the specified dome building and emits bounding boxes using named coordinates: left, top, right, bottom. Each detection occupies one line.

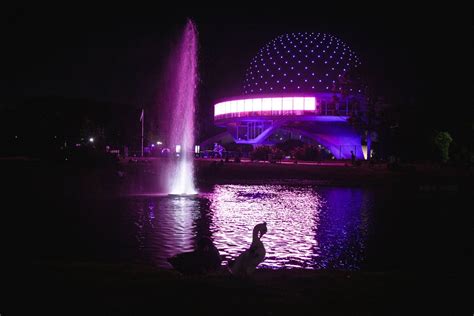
left=210, top=32, right=367, bottom=160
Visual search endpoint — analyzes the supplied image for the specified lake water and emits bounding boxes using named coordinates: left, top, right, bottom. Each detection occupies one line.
left=12, top=162, right=464, bottom=272
left=26, top=182, right=385, bottom=270
left=129, top=184, right=373, bottom=269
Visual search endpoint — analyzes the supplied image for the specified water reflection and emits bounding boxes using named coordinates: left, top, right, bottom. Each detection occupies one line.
left=206, top=185, right=322, bottom=269
left=133, top=196, right=200, bottom=267
left=130, top=184, right=373, bottom=270
left=315, top=188, right=372, bottom=269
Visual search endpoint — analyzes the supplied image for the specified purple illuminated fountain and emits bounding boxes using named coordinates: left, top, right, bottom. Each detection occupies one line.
left=164, top=20, right=198, bottom=195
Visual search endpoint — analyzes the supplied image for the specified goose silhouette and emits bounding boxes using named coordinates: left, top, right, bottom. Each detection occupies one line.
left=228, top=222, right=267, bottom=276
left=168, top=237, right=222, bottom=275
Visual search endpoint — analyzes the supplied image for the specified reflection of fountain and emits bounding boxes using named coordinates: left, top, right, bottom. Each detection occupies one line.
left=164, top=19, right=198, bottom=195
left=134, top=196, right=199, bottom=268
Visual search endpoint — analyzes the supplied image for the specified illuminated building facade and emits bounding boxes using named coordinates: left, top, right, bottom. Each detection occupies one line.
left=211, top=32, right=367, bottom=159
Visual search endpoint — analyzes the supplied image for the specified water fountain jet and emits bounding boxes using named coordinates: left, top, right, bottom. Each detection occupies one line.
left=162, top=20, right=198, bottom=196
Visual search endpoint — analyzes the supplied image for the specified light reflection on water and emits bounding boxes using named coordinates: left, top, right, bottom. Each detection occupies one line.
left=132, top=184, right=373, bottom=270
left=206, top=185, right=322, bottom=269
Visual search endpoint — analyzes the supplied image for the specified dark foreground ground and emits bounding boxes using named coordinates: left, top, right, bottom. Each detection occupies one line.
left=5, top=262, right=464, bottom=315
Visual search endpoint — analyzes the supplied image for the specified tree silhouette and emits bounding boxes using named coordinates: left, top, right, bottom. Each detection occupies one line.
left=433, top=131, right=453, bottom=163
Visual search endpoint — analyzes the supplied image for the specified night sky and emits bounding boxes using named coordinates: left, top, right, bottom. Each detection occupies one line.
left=1, top=5, right=471, bottom=141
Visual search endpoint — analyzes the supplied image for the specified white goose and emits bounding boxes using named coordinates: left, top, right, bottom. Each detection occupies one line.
left=229, top=222, right=267, bottom=276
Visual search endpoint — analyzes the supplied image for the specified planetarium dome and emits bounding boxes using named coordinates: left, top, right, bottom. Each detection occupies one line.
left=243, top=32, right=362, bottom=95
left=206, top=31, right=368, bottom=160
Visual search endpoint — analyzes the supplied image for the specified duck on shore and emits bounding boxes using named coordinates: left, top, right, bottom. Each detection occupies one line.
left=168, top=237, right=222, bottom=275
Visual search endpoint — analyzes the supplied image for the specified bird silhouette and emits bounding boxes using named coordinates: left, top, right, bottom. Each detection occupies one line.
left=168, top=237, right=222, bottom=275
left=228, top=222, right=267, bottom=276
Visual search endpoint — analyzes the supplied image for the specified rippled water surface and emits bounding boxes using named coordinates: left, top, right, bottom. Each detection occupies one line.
left=128, top=184, right=373, bottom=270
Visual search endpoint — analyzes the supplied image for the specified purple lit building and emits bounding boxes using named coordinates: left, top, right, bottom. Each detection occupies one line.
left=209, top=32, right=367, bottom=160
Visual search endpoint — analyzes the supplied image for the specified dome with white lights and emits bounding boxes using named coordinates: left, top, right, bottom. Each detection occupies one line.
left=207, top=31, right=368, bottom=161
left=243, top=32, right=362, bottom=95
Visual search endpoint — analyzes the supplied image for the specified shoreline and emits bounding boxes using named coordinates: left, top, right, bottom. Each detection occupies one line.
left=1, top=158, right=469, bottom=201
left=121, top=157, right=470, bottom=189
left=7, top=260, right=461, bottom=315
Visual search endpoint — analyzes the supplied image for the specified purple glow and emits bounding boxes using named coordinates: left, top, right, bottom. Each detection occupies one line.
left=215, top=96, right=317, bottom=117
left=163, top=20, right=198, bottom=195
left=208, top=185, right=322, bottom=269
